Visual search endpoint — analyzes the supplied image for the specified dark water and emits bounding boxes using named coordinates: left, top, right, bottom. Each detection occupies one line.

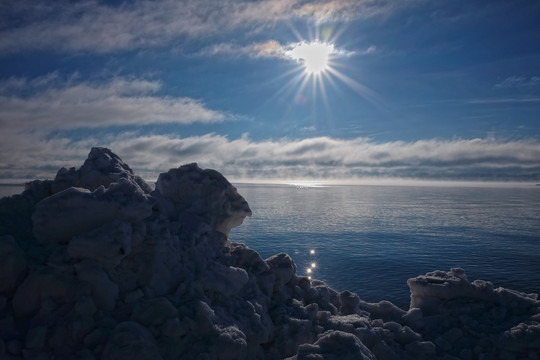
left=230, top=183, right=540, bottom=309
left=0, top=184, right=25, bottom=198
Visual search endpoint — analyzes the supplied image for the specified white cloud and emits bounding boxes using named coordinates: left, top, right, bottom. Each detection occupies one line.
left=197, top=40, right=288, bottom=59
left=468, top=97, right=540, bottom=104
left=495, top=76, right=540, bottom=88
left=197, top=39, right=360, bottom=65
left=358, top=45, right=377, bottom=55
left=1, top=133, right=538, bottom=182
left=294, top=0, right=396, bottom=23
left=0, top=75, right=229, bottom=130
left=0, top=0, right=400, bottom=55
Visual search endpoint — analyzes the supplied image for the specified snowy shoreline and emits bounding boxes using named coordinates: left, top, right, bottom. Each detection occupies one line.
left=0, top=148, right=539, bottom=359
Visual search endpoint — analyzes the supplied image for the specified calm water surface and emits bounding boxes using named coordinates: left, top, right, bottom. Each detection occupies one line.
left=0, top=184, right=25, bottom=198
left=230, top=183, right=540, bottom=309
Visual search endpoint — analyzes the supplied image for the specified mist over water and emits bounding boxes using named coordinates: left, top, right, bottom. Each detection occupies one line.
left=230, top=183, right=540, bottom=309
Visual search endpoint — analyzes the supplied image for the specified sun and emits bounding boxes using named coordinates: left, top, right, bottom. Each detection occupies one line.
left=266, top=32, right=383, bottom=118
left=287, top=41, right=334, bottom=74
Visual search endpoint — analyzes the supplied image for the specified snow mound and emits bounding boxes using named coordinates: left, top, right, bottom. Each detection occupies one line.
left=0, top=148, right=538, bottom=359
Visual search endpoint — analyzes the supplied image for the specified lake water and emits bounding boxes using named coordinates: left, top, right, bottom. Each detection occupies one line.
left=0, top=184, right=25, bottom=199
left=230, top=183, right=540, bottom=309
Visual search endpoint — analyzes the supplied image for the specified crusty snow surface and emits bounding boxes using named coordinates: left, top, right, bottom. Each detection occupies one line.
left=0, top=147, right=539, bottom=359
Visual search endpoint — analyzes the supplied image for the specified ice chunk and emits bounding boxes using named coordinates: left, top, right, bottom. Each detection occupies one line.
left=213, top=326, right=248, bottom=360
left=155, top=163, right=251, bottom=235
left=339, top=290, right=360, bottom=315
left=293, top=330, right=376, bottom=360
left=408, top=268, right=540, bottom=314
left=75, top=260, right=118, bottom=311
left=0, top=194, right=34, bottom=243
left=25, top=326, right=47, bottom=350
left=202, top=263, right=249, bottom=297
left=358, top=300, right=406, bottom=322
left=72, top=315, right=96, bottom=343
left=228, top=243, right=269, bottom=274
left=102, top=321, right=163, bottom=360
left=68, top=220, right=132, bottom=268
left=131, top=297, right=178, bottom=327
left=404, top=340, right=436, bottom=356
left=266, top=253, right=296, bottom=288
left=32, top=180, right=152, bottom=244
left=0, top=235, right=27, bottom=295
left=12, top=270, right=75, bottom=317
left=57, top=147, right=152, bottom=193
left=502, top=322, right=540, bottom=350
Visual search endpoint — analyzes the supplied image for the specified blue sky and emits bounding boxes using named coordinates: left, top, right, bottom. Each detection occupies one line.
left=0, top=0, right=539, bottom=182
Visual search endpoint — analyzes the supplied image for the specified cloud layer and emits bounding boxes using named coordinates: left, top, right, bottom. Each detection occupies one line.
left=2, top=133, right=538, bottom=182
left=0, top=76, right=229, bottom=131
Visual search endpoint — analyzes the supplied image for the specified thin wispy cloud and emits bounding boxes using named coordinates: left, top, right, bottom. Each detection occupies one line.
left=0, top=75, right=230, bottom=131
left=495, top=76, right=540, bottom=89
left=294, top=0, right=396, bottom=22
left=197, top=40, right=287, bottom=59
left=358, top=45, right=377, bottom=55
left=0, top=0, right=401, bottom=55
left=468, top=97, right=540, bottom=104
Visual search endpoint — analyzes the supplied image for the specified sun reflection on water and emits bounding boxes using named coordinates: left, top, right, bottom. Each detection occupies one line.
left=306, top=249, right=318, bottom=280
left=289, top=182, right=327, bottom=189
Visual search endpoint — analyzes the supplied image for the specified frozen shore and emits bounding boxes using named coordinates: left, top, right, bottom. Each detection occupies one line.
left=0, top=147, right=539, bottom=359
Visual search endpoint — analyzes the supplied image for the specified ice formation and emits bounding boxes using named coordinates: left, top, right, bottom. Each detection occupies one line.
left=0, top=147, right=539, bottom=359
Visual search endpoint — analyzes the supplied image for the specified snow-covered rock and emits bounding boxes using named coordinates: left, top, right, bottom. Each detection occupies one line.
left=155, top=163, right=252, bottom=236
left=406, top=268, right=540, bottom=357
left=290, top=330, right=376, bottom=360
left=57, top=146, right=153, bottom=194
left=0, top=148, right=538, bottom=360
left=32, top=179, right=152, bottom=244
left=0, top=235, right=27, bottom=295
left=408, top=268, right=539, bottom=314
left=68, top=220, right=132, bottom=268
left=102, top=321, right=163, bottom=360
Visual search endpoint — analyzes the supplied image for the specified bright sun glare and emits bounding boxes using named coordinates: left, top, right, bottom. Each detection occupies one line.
left=288, top=41, right=334, bottom=74
left=271, top=31, right=383, bottom=116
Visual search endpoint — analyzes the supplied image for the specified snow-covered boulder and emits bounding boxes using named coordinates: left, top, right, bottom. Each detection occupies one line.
left=0, top=235, right=27, bottom=295
left=155, top=163, right=251, bottom=236
left=290, top=330, right=376, bottom=360
left=102, top=321, right=163, bottom=360
left=68, top=220, right=132, bottom=268
left=408, top=268, right=539, bottom=314
left=406, top=268, right=540, bottom=357
left=12, top=269, right=76, bottom=317
left=56, top=147, right=153, bottom=194
left=32, top=180, right=152, bottom=244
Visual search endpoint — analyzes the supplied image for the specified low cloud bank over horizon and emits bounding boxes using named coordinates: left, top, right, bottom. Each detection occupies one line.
left=1, top=134, right=538, bottom=183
